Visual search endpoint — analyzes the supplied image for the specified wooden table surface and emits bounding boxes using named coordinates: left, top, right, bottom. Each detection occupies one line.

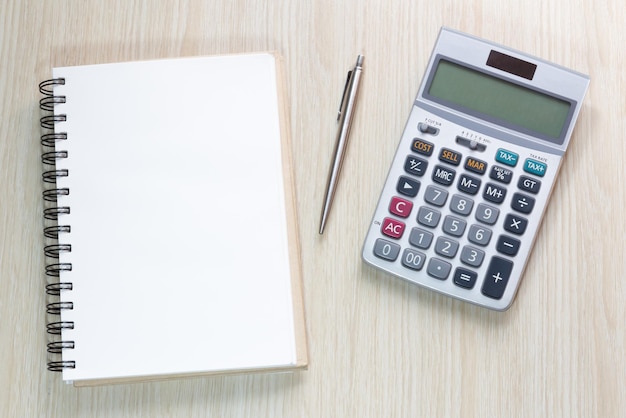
left=1, top=1, right=624, bottom=416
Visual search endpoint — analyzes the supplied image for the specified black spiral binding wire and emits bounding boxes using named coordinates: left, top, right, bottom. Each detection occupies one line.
left=39, top=78, right=76, bottom=372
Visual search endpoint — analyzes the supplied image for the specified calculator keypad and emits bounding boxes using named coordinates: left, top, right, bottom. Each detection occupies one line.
left=364, top=118, right=554, bottom=310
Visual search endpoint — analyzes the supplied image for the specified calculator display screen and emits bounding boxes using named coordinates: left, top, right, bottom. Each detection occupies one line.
left=426, top=59, right=571, bottom=141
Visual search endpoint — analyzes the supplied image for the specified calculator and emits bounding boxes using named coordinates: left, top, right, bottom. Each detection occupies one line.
left=362, top=28, right=589, bottom=310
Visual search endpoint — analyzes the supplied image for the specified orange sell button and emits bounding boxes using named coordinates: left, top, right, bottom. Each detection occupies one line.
left=439, top=148, right=462, bottom=166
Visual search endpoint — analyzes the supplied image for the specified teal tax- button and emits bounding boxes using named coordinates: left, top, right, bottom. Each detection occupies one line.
left=495, top=149, right=519, bottom=167
left=523, top=159, right=547, bottom=177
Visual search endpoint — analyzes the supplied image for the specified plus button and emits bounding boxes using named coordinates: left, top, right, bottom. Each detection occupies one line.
left=481, top=257, right=514, bottom=300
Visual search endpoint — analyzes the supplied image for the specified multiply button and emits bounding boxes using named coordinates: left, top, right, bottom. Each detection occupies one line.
left=504, top=214, right=528, bottom=235
left=411, top=138, right=434, bottom=156
left=481, top=256, right=514, bottom=300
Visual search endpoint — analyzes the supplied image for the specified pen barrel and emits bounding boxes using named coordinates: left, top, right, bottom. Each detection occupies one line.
left=319, top=64, right=363, bottom=233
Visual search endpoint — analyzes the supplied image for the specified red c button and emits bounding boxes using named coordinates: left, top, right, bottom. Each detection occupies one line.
left=389, top=196, right=413, bottom=218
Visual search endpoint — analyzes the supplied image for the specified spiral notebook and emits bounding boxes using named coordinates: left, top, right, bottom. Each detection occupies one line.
left=39, top=53, right=308, bottom=386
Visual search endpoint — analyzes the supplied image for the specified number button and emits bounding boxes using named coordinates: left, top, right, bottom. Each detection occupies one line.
left=435, top=236, right=459, bottom=258
left=504, top=214, right=528, bottom=235
left=442, top=216, right=467, bottom=237
left=423, top=185, right=449, bottom=207
left=460, top=245, right=485, bottom=267
left=468, top=224, right=492, bottom=246
left=475, top=203, right=499, bottom=225
left=373, top=238, right=401, bottom=261
left=417, top=207, right=441, bottom=228
left=450, top=194, right=474, bottom=216
left=409, top=227, right=434, bottom=249
left=401, top=248, right=427, bottom=271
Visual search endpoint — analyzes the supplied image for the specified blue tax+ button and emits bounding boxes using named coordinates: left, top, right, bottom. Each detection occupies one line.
left=523, top=158, right=547, bottom=177
left=495, top=149, right=519, bottom=167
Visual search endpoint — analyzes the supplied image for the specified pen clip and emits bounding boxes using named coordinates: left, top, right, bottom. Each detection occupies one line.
left=337, top=69, right=354, bottom=121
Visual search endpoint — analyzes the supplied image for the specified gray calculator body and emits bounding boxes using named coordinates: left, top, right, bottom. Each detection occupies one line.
left=362, top=28, right=589, bottom=310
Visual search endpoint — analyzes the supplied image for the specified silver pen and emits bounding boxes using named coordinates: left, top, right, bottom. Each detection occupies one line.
left=319, top=55, right=364, bottom=234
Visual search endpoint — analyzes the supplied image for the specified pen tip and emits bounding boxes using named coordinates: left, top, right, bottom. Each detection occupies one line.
left=356, top=55, right=364, bottom=66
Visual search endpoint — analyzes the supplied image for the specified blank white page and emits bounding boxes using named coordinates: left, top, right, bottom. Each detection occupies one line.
left=50, top=53, right=305, bottom=384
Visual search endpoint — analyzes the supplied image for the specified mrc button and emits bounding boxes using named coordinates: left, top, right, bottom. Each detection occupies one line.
left=432, top=165, right=456, bottom=186
left=523, top=158, right=547, bottom=177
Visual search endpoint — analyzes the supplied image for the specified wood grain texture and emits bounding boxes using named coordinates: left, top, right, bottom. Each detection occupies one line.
left=1, top=0, right=624, bottom=416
